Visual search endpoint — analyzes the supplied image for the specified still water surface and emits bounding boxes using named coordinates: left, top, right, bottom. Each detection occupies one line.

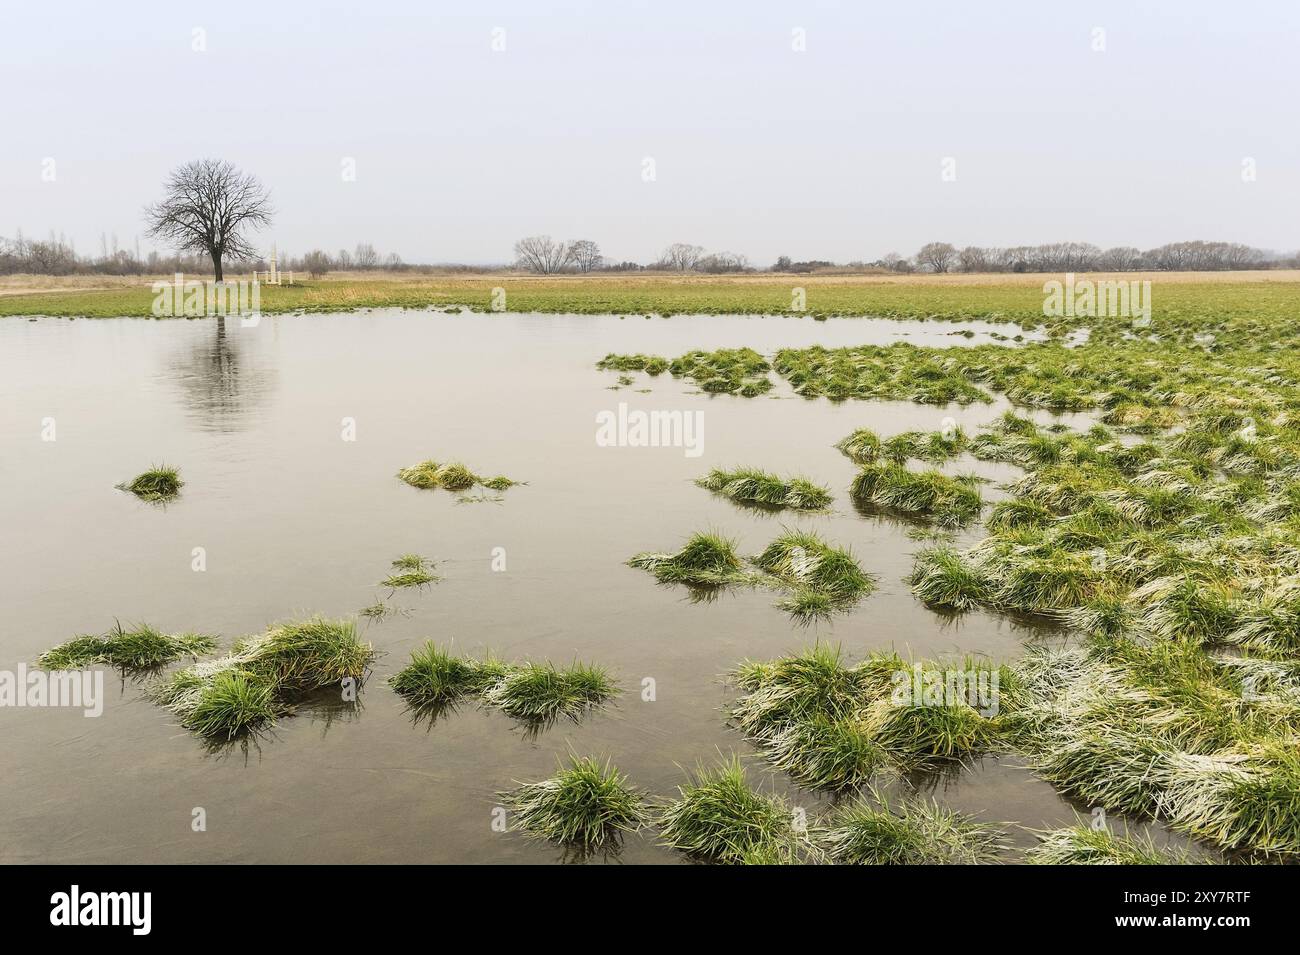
left=0, top=311, right=1196, bottom=862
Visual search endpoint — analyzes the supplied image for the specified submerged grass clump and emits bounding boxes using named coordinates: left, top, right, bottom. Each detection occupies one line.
left=501, top=756, right=648, bottom=851
left=484, top=662, right=619, bottom=724
left=776, top=343, right=992, bottom=405
left=752, top=530, right=874, bottom=618
left=37, top=623, right=215, bottom=671
left=630, top=529, right=872, bottom=619
left=837, top=427, right=970, bottom=465
left=387, top=643, right=504, bottom=710
left=822, top=789, right=1005, bottom=864
left=851, top=462, right=983, bottom=527
left=598, top=348, right=773, bottom=394
left=596, top=353, right=669, bottom=375
left=118, top=465, right=182, bottom=502
left=382, top=554, right=441, bottom=589
left=669, top=347, right=772, bottom=395
left=600, top=348, right=776, bottom=394
left=631, top=529, right=872, bottom=618
left=151, top=616, right=374, bottom=740
left=1026, top=825, right=1194, bottom=865
left=731, top=645, right=1017, bottom=788
left=657, top=757, right=797, bottom=863
left=389, top=643, right=618, bottom=728
left=628, top=531, right=752, bottom=588
left=397, top=459, right=520, bottom=493
left=696, top=467, right=832, bottom=510
left=733, top=638, right=1297, bottom=857
left=1015, top=642, right=1300, bottom=855
left=835, top=428, right=883, bottom=464
left=358, top=600, right=407, bottom=621
left=864, top=409, right=1300, bottom=856
left=183, top=670, right=279, bottom=741
left=760, top=716, right=886, bottom=791
left=907, top=546, right=991, bottom=612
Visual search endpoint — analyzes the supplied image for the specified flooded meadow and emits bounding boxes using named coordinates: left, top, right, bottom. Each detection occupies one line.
left=0, top=311, right=1202, bottom=863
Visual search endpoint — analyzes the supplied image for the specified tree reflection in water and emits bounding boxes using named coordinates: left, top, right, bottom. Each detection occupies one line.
left=171, top=316, right=277, bottom=432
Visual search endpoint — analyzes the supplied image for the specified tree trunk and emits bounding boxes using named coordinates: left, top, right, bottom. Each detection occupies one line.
left=211, top=249, right=223, bottom=282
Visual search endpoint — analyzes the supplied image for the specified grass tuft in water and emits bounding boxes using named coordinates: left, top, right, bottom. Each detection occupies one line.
left=1026, top=825, right=1193, bottom=865
left=851, top=463, right=982, bottom=527
left=596, top=353, right=669, bottom=375
left=696, top=467, right=832, bottom=510
left=841, top=427, right=971, bottom=465
left=822, top=789, right=1005, bottom=864
left=732, top=645, right=1017, bottom=786
left=388, top=643, right=502, bottom=710
left=37, top=623, right=215, bottom=671
left=358, top=600, right=407, bottom=621
left=501, top=755, right=648, bottom=851
left=382, top=554, right=441, bottom=589
left=118, top=465, right=182, bottom=502
left=752, top=530, right=874, bottom=618
left=761, top=716, right=886, bottom=790
left=657, top=757, right=796, bottom=863
left=732, top=643, right=866, bottom=727
left=986, top=498, right=1054, bottom=531
left=1014, top=643, right=1300, bottom=855
left=835, top=428, right=884, bottom=464
left=151, top=616, right=373, bottom=739
left=668, top=347, right=772, bottom=395
left=906, top=546, right=991, bottom=612
left=397, top=460, right=520, bottom=493
left=629, top=531, right=752, bottom=588
left=484, top=661, right=619, bottom=725
left=182, top=670, right=279, bottom=741
left=389, top=644, right=617, bottom=728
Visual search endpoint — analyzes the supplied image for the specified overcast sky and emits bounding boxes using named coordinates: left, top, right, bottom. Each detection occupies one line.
left=2, top=0, right=1296, bottom=265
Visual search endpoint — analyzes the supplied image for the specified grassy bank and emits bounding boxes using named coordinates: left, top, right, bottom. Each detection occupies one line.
left=2, top=270, right=1298, bottom=325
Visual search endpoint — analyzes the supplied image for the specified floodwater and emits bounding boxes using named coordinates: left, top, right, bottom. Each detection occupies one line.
left=0, top=310, right=1202, bottom=863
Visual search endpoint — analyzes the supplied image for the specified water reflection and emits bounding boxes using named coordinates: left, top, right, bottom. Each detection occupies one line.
left=169, top=316, right=277, bottom=431
left=197, top=690, right=365, bottom=759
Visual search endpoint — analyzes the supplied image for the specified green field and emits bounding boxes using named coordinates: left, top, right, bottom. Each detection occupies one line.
left=3, top=274, right=1299, bottom=338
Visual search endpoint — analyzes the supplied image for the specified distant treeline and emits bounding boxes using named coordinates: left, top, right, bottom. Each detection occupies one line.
left=3, top=231, right=1296, bottom=277
left=655, top=240, right=1294, bottom=275
left=0, top=234, right=413, bottom=277
left=891, top=240, right=1288, bottom=274
left=511, top=237, right=1298, bottom=275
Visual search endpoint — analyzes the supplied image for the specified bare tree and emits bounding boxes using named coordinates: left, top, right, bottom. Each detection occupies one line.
left=1097, top=246, right=1142, bottom=271
left=915, top=242, right=958, bottom=273
left=958, top=246, right=990, bottom=273
left=514, top=235, right=573, bottom=273
left=144, top=159, right=272, bottom=281
left=880, top=252, right=913, bottom=273
left=1146, top=239, right=1265, bottom=271
left=354, top=242, right=379, bottom=268
left=695, top=251, right=750, bottom=273
left=660, top=242, right=706, bottom=271
left=569, top=239, right=602, bottom=273
left=302, top=249, right=331, bottom=278
left=1222, top=242, right=1265, bottom=270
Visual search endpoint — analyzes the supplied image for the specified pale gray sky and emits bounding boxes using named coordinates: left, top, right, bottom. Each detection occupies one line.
left=2, top=0, right=1296, bottom=265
